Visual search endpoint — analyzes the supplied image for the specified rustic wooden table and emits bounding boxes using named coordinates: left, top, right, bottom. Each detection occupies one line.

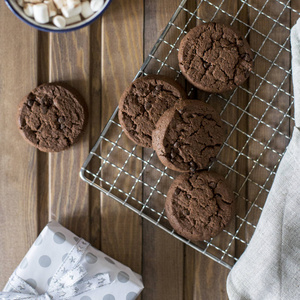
left=0, top=0, right=298, bottom=299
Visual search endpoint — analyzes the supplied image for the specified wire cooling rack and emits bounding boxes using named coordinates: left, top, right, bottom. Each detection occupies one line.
left=80, top=0, right=298, bottom=269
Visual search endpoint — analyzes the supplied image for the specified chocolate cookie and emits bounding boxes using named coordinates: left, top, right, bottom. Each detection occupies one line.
left=178, top=22, right=253, bottom=93
left=118, top=75, right=187, bottom=148
left=17, top=83, right=87, bottom=152
left=152, top=100, right=225, bottom=172
left=165, top=171, right=235, bottom=241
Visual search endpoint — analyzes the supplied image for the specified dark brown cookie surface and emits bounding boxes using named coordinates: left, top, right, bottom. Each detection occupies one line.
left=17, top=83, right=86, bottom=152
left=152, top=100, right=225, bottom=172
left=118, top=75, right=187, bottom=148
left=165, top=171, right=235, bottom=241
left=178, top=22, right=253, bottom=93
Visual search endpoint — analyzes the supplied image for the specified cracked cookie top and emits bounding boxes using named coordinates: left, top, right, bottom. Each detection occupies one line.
left=152, top=100, right=225, bottom=172
left=178, top=22, right=253, bottom=93
left=17, top=83, right=86, bottom=152
left=165, top=171, right=235, bottom=241
left=118, top=75, right=187, bottom=148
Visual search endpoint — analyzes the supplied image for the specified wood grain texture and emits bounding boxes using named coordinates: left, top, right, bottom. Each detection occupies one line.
left=0, top=0, right=298, bottom=299
left=142, top=1, right=184, bottom=299
left=47, top=29, right=92, bottom=241
left=184, top=1, right=244, bottom=299
left=89, top=18, right=103, bottom=249
left=37, top=31, right=50, bottom=232
left=100, top=0, right=143, bottom=278
left=245, top=0, right=292, bottom=245
left=0, top=2, right=39, bottom=289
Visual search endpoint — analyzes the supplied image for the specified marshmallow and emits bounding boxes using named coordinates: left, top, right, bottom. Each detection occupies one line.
left=66, top=0, right=80, bottom=9
left=24, top=3, right=34, bottom=16
left=45, top=0, right=57, bottom=17
left=33, top=3, right=49, bottom=24
left=81, top=1, right=94, bottom=18
left=53, top=0, right=64, bottom=9
left=52, top=15, right=66, bottom=28
left=17, top=0, right=100, bottom=28
left=17, top=0, right=24, bottom=7
left=24, top=0, right=43, bottom=3
left=65, top=14, right=81, bottom=25
left=90, top=0, right=104, bottom=12
left=61, top=3, right=82, bottom=18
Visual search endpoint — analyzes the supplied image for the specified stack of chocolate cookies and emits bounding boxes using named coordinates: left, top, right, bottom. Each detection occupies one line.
left=119, top=22, right=253, bottom=242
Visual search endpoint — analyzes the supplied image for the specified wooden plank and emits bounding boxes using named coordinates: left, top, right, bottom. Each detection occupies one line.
left=184, top=1, right=246, bottom=299
left=89, top=18, right=103, bottom=249
left=245, top=0, right=291, bottom=241
left=142, top=1, right=186, bottom=299
left=37, top=31, right=50, bottom=232
left=47, top=29, right=92, bottom=240
left=0, top=2, right=38, bottom=289
left=99, top=0, right=143, bottom=280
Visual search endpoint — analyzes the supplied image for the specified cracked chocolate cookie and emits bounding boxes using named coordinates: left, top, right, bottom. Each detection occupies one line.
left=118, top=75, right=187, bottom=148
left=152, top=100, right=225, bottom=172
left=178, top=22, right=253, bottom=93
left=17, top=83, right=87, bottom=152
left=165, top=171, right=235, bottom=241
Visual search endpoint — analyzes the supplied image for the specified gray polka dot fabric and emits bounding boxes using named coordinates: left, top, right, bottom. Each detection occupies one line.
left=25, top=278, right=37, bottom=289
left=104, top=257, right=115, bottom=264
left=85, top=252, right=98, bottom=264
left=38, top=255, right=51, bottom=268
left=53, top=232, right=66, bottom=244
left=2, top=221, right=144, bottom=300
left=47, top=277, right=52, bottom=286
left=62, top=253, right=68, bottom=262
left=103, top=294, right=115, bottom=300
left=126, top=292, right=137, bottom=300
left=34, top=235, right=43, bottom=246
left=19, top=258, right=28, bottom=270
left=117, top=271, right=130, bottom=283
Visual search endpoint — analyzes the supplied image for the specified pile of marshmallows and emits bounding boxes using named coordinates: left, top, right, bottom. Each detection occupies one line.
left=16, top=0, right=105, bottom=28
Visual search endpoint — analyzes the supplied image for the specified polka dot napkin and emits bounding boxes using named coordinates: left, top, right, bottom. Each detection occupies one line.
left=2, top=221, right=144, bottom=300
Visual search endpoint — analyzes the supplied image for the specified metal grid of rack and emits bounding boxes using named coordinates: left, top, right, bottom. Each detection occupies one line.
left=80, top=0, right=298, bottom=269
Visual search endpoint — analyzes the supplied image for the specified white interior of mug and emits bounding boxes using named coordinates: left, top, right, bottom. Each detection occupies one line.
left=7, top=0, right=111, bottom=31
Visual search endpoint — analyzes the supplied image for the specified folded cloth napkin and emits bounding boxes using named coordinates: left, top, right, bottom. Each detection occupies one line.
left=226, top=19, right=300, bottom=300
